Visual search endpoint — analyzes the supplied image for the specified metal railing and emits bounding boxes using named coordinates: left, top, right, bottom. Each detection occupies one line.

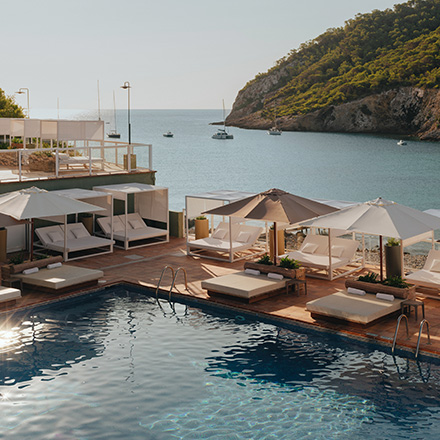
left=415, top=319, right=431, bottom=359
left=392, top=314, right=409, bottom=355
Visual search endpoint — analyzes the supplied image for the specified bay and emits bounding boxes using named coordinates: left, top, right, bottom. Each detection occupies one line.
left=34, top=109, right=440, bottom=212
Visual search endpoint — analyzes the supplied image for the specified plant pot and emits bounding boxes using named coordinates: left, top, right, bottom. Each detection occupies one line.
left=80, top=216, right=94, bottom=234
left=1, top=255, right=63, bottom=279
left=269, top=229, right=285, bottom=259
left=195, top=218, right=209, bottom=239
left=385, top=245, right=402, bottom=278
left=123, top=154, right=137, bottom=170
left=244, top=262, right=306, bottom=280
left=345, top=279, right=415, bottom=299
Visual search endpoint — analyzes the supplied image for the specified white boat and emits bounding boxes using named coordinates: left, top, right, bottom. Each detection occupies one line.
left=268, top=107, right=282, bottom=135
left=212, top=128, right=234, bottom=140
left=163, top=131, right=174, bottom=138
left=397, top=139, right=406, bottom=146
left=107, top=91, right=121, bottom=139
left=212, top=100, right=233, bottom=140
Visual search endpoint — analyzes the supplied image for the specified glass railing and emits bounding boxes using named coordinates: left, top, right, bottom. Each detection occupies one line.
left=0, top=141, right=152, bottom=182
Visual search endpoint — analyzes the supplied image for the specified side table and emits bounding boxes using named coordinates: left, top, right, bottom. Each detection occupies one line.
left=401, top=299, right=425, bottom=321
left=286, top=278, right=307, bottom=296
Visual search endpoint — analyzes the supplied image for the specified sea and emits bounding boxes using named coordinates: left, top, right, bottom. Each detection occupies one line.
left=33, top=108, right=440, bottom=213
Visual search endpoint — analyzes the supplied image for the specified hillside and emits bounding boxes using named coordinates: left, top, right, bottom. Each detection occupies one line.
left=226, top=0, right=440, bottom=139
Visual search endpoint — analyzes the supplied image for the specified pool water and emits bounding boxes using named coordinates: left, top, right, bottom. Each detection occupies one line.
left=1, top=287, right=440, bottom=439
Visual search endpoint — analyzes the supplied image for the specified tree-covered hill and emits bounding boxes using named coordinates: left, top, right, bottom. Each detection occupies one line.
left=227, top=0, right=440, bottom=137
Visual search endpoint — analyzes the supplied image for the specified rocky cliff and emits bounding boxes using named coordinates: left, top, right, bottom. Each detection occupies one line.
left=226, top=87, right=440, bottom=140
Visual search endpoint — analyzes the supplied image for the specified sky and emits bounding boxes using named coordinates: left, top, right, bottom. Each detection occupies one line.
left=2, top=0, right=400, bottom=111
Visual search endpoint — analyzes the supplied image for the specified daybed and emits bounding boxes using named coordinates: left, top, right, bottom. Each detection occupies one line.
left=97, top=213, right=168, bottom=249
left=201, top=271, right=287, bottom=303
left=0, top=286, right=21, bottom=307
left=284, top=234, right=362, bottom=280
left=13, top=265, right=104, bottom=293
left=406, top=249, right=440, bottom=291
left=187, top=222, right=264, bottom=262
left=35, top=223, right=114, bottom=261
left=306, top=290, right=404, bottom=326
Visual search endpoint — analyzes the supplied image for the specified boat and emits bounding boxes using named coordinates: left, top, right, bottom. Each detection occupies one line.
left=397, top=140, right=406, bottom=146
left=268, top=107, right=282, bottom=135
left=163, top=131, right=174, bottom=138
left=212, top=100, right=233, bottom=140
left=107, top=91, right=121, bottom=139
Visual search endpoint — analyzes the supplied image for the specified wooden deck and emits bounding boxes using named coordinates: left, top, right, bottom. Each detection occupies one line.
left=3, top=237, right=440, bottom=358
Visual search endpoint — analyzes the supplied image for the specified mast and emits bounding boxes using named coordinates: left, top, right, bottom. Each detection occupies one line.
left=97, top=80, right=101, bottom=121
left=113, top=90, right=117, bottom=132
left=222, top=99, right=226, bottom=131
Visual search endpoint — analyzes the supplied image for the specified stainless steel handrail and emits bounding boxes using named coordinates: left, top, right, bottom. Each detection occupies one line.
left=155, top=265, right=175, bottom=297
left=392, top=314, right=409, bottom=355
left=168, top=267, right=189, bottom=300
left=415, top=319, right=431, bottom=359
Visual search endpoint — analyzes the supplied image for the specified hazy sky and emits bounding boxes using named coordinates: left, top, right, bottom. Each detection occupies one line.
left=3, top=0, right=399, bottom=111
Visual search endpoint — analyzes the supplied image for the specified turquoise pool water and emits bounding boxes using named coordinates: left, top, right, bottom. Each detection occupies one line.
left=0, top=287, right=440, bottom=439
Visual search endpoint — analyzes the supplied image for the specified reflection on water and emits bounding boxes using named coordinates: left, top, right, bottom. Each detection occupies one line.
left=0, top=288, right=440, bottom=439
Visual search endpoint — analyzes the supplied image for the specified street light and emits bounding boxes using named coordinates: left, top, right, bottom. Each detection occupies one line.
left=120, top=81, right=131, bottom=144
left=16, top=87, right=30, bottom=118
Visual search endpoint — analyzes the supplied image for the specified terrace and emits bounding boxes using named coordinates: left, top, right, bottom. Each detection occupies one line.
left=4, top=236, right=440, bottom=360
left=0, top=118, right=153, bottom=183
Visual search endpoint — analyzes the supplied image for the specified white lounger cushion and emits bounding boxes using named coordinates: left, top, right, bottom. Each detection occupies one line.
left=202, top=271, right=286, bottom=300
left=406, top=249, right=440, bottom=289
left=307, top=291, right=403, bottom=325
left=15, top=266, right=104, bottom=290
left=0, top=286, right=21, bottom=302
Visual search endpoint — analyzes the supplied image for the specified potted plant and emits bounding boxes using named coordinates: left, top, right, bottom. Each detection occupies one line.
left=194, top=215, right=209, bottom=239
left=80, top=213, right=94, bottom=234
left=385, top=237, right=402, bottom=278
left=11, top=137, right=23, bottom=148
left=345, top=271, right=415, bottom=299
left=269, top=226, right=285, bottom=259
left=244, top=255, right=306, bottom=280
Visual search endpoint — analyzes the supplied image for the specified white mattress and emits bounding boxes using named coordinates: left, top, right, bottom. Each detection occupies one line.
left=288, top=250, right=349, bottom=269
left=189, top=238, right=257, bottom=253
left=406, top=269, right=440, bottom=290
left=306, top=290, right=403, bottom=324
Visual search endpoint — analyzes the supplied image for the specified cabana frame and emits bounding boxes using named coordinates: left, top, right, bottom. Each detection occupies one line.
left=93, top=183, right=169, bottom=249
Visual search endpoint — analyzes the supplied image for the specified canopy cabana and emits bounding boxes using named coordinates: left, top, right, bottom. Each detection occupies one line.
left=186, top=190, right=262, bottom=262
left=93, top=183, right=169, bottom=249
left=301, top=197, right=440, bottom=279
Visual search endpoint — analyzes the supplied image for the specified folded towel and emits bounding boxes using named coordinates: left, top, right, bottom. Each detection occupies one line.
left=376, top=292, right=395, bottom=302
left=347, top=287, right=366, bottom=296
left=245, top=268, right=260, bottom=276
left=47, top=262, right=62, bottom=269
left=268, top=272, right=283, bottom=280
left=23, top=267, right=39, bottom=275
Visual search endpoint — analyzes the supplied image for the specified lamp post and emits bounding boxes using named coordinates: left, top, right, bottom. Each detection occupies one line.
left=120, top=81, right=131, bottom=144
left=16, top=87, right=30, bottom=118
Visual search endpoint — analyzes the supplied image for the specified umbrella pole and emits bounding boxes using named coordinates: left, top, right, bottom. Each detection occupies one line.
left=273, top=222, right=278, bottom=265
left=379, top=235, right=383, bottom=281
left=30, top=218, right=34, bottom=261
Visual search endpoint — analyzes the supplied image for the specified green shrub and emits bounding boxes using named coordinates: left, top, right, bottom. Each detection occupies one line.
left=9, top=253, right=26, bottom=265
left=256, top=254, right=273, bottom=265
left=383, top=275, right=410, bottom=288
left=386, top=237, right=400, bottom=246
left=195, top=216, right=207, bottom=220
left=358, top=272, right=379, bottom=283
left=278, top=256, right=300, bottom=269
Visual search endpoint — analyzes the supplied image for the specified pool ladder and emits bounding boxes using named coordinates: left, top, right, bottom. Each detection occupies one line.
left=155, top=265, right=188, bottom=300
left=392, top=314, right=431, bottom=358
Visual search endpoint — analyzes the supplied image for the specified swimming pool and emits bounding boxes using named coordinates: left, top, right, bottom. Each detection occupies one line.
left=1, top=286, right=440, bottom=439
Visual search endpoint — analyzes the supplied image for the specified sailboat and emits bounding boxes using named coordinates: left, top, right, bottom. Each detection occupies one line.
left=212, top=100, right=234, bottom=139
left=268, top=107, right=282, bottom=135
left=107, top=91, right=121, bottom=139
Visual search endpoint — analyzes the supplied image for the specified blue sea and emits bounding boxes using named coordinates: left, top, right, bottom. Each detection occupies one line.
left=34, top=108, right=440, bottom=212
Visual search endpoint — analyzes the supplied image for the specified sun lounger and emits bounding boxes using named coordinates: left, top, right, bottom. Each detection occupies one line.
left=284, top=234, right=362, bottom=280
left=58, top=153, right=104, bottom=170
left=35, top=223, right=114, bottom=261
left=306, top=290, right=404, bottom=326
left=0, top=286, right=21, bottom=307
left=201, top=271, right=286, bottom=302
left=187, top=222, right=264, bottom=262
left=406, top=249, right=440, bottom=291
left=14, top=265, right=104, bottom=293
left=96, top=213, right=168, bottom=249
